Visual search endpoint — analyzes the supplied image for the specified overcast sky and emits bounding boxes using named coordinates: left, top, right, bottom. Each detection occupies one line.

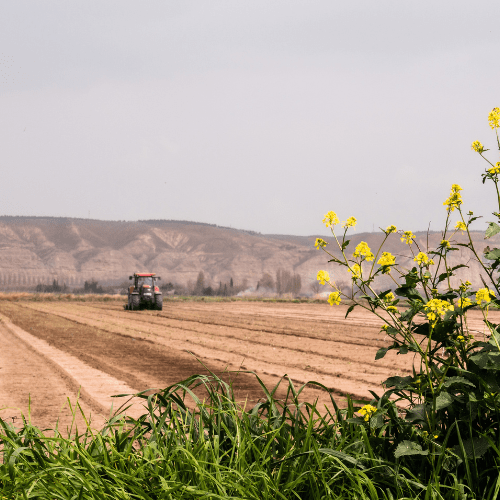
left=1, top=1, right=499, bottom=236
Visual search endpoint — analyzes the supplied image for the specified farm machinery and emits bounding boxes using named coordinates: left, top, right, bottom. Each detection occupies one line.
left=126, top=273, right=163, bottom=311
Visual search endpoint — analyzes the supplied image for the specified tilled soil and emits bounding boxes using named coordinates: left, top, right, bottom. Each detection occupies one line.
left=0, top=299, right=496, bottom=430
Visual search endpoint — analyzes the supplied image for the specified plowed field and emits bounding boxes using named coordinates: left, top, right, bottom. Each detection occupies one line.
left=0, top=299, right=496, bottom=430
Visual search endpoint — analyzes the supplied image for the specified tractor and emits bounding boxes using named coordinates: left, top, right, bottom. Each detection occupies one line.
left=126, top=273, right=163, bottom=311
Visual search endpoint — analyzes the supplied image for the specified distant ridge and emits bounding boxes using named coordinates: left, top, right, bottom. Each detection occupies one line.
left=0, top=216, right=495, bottom=292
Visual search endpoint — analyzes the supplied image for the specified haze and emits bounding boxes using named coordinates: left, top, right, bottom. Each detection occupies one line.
left=1, top=1, right=499, bottom=236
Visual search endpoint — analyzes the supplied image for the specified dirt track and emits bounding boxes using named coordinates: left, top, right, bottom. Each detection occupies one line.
left=0, top=299, right=496, bottom=430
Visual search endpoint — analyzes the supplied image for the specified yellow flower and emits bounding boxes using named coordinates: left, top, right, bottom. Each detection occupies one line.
left=381, top=324, right=389, bottom=331
left=353, top=241, right=374, bottom=261
left=488, top=162, right=500, bottom=175
left=488, top=107, right=500, bottom=129
left=457, top=335, right=465, bottom=342
left=327, top=291, right=341, bottom=306
left=471, top=140, right=484, bottom=153
left=386, top=305, right=398, bottom=313
left=441, top=239, right=450, bottom=248
left=443, top=191, right=463, bottom=212
left=400, top=231, right=415, bottom=245
left=459, top=281, right=472, bottom=292
left=428, top=259, right=435, bottom=265
left=455, top=221, right=467, bottom=232
left=476, top=288, right=495, bottom=304
left=414, top=252, right=429, bottom=266
left=451, top=184, right=462, bottom=193
left=322, top=211, right=339, bottom=228
left=457, top=297, right=473, bottom=309
left=317, top=270, right=330, bottom=285
left=377, top=252, right=396, bottom=273
left=342, top=216, right=357, bottom=228
left=349, top=263, right=362, bottom=279
left=314, top=238, right=328, bottom=250
left=383, top=291, right=395, bottom=303
left=358, top=404, right=377, bottom=422
left=385, top=224, right=397, bottom=234
left=424, top=299, right=454, bottom=324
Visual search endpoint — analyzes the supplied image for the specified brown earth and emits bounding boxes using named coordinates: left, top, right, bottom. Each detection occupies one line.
left=0, top=299, right=497, bottom=431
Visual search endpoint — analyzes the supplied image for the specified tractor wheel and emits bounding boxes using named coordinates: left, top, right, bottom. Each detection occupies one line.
left=155, top=294, right=163, bottom=311
left=131, top=295, right=140, bottom=310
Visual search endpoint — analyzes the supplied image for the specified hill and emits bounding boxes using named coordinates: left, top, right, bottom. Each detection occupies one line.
left=0, top=216, right=496, bottom=293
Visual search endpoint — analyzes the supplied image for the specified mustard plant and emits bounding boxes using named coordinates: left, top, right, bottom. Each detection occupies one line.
left=316, top=107, right=500, bottom=491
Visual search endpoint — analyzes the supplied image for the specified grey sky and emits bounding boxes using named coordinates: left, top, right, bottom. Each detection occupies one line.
left=1, top=1, right=499, bottom=236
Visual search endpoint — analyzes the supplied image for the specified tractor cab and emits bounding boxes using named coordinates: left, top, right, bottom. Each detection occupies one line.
left=127, top=273, right=163, bottom=310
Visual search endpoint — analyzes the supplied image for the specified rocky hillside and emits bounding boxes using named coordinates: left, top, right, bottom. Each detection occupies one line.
left=0, top=216, right=496, bottom=293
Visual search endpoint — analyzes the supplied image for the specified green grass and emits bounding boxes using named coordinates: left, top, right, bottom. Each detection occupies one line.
left=2, top=372, right=498, bottom=499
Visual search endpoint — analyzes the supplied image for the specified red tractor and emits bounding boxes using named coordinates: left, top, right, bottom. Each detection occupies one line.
left=127, top=273, right=163, bottom=311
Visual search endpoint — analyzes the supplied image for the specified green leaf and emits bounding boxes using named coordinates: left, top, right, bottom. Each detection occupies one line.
left=435, top=392, right=453, bottom=411
left=470, top=351, right=500, bottom=370
left=395, top=285, right=424, bottom=302
left=406, top=404, right=427, bottom=424
left=453, top=437, right=491, bottom=460
left=394, top=440, right=428, bottom=459
left=443, top=377, right=476, bottom=389
left=383, top=376, right=413, bottom=389
left=317, top=448, right=364, bottom=467
left=346, top=417, right=366, bottom=425
left=436, top=271, right=453, bottom=284
left=375, top=347, right=389, bottom=360
left=345, top=304, right=356, bottom=319
left=450, top=264, right=468, bottom=273
left=486, top=222, right=500, bottom=239
left=485, top=248, right=500, bottom=261
left=488, top=329, right=500, bottom=348
left=369, top=411, right=385, bottom=429
left=341, top=239, right=351, bottom=250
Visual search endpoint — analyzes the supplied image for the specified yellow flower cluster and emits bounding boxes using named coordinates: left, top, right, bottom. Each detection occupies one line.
left=381, top=324, right=389, bottom=331
left=441, top=239, right=451, bottom=248
left=322, top=211, right=339, bottom=228
left=327, top=291, right=341, bottom=306
left=316, top=270, right=330, bottom=285
left=443, top=184, right=463, bottom=212
left=377, top=252, right=396, bottom=273
left=457, top=297, right=473, bottom=309
left=414, top=252, right=429, bottom=266
left=476, top=288, right=495, bottom=304
left=314, top=238, right=328, bottom=249
left=457, top=335, right=466, bottom=343
left=353, top=241, right=374, bottom=261
left=385, top=225, right=397, bottom=234
left=455, top=221, right=467, bottom=232
left=401, top=231, right=415, bottom=245
left=471, top=140, right=484, bottom=153
left=342, top=216, right=357, bottom=228
left=358, top=404, right=377, bottom=422
left=488, top=162, right=500, bottom=175
left=488, top=107, right=500, bottom=129
left=424, top=299, right=454, bottom=323
left=349, top=263, right=362, bottom=279
left=459, top=281, right=471, bottom=292
left=387, top=305, right=398, bottom=313
left=383, top=291, right=395, bottom=303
